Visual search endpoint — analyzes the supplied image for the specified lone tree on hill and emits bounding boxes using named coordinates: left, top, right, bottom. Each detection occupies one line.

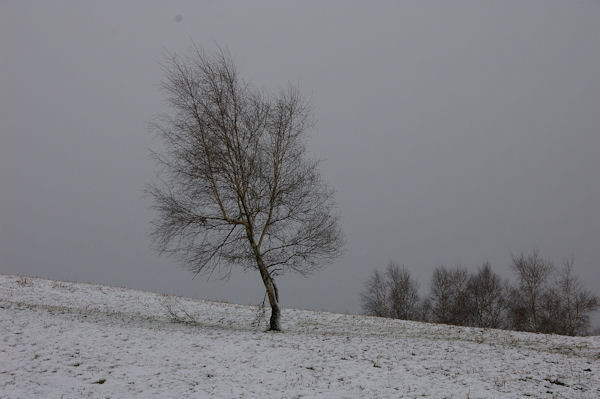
left=148, top=48, right=344, bottom=331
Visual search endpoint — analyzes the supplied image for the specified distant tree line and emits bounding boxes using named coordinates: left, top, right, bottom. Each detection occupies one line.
left=360, top=250, right=599, bottom=336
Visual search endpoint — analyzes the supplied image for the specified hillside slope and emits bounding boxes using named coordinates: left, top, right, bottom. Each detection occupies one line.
left=1, top=275, right=599, bottom=398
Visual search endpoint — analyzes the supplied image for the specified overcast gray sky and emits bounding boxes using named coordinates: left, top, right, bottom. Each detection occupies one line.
left=1, top=1, right=599, bottom=321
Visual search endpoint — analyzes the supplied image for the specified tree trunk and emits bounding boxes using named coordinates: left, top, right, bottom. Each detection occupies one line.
left=269, top=301, right=281, bottom=331
left=252, top=245, right=281, bottom=331
left=245, top=225, right=282, bottom=331
left=266, top=278, right=281, bottom=331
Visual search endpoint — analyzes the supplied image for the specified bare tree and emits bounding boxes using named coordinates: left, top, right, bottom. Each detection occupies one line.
left=540, top=258, right=599, bottom=336
left=360, top=269, right=389, bottom=317
left=417, top=297, right=432, bottom=322
left=430, top=266, right=453, bottom=324
left=360, top=262, right=421, bottom=320
left=385, top=262, right=420, bottom=320
left=511, top=250, right=553, bottom=332
left=149, top=48, right=344, bottom=331
left=429, top=265, right=470, bottom=325
left=466, top=262, right=506, bottom=328
left=537, top=287, right=563, bottom=334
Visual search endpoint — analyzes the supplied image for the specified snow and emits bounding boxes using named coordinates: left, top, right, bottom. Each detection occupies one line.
left=1, top=275, right=599, bottom=398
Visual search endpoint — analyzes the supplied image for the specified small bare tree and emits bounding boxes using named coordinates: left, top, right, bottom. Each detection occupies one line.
left=360, top=269, right=388, bottom=317
left=360, top=262, right=420, bottom=320
left=430, top=265, right=470, bottom=325
left=466, top=262, right=506, bottom=328
left=541, top=258, right=599, bottom=336
left=511, top=250, right=553, bottom=332
left=149, top=48, right=344, bottom=331
left=386, top=262, right=420, bottom=320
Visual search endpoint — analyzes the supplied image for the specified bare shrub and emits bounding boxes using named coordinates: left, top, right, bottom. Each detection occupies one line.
left=52, top=281, right=74, bottom=291
left=16, top=276, right=32, bottom=287
left=163, top=297, right=198, bottom=325
left=251, top=293, right=269, bottom=330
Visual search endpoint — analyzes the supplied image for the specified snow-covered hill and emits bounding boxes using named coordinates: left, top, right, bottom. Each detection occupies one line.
left=1, top=275, right=598, bottom=398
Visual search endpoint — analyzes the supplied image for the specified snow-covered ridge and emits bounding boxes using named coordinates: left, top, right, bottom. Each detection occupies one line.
left=1, top=274, right=599, bottom=398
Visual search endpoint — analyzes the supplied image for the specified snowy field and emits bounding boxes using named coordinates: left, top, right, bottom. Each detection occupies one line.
left=1, top=275, right=599, bottom=398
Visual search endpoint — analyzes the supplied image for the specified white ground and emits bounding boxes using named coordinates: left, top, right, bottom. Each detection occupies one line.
left=1, top=275, right=598, bottom=398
